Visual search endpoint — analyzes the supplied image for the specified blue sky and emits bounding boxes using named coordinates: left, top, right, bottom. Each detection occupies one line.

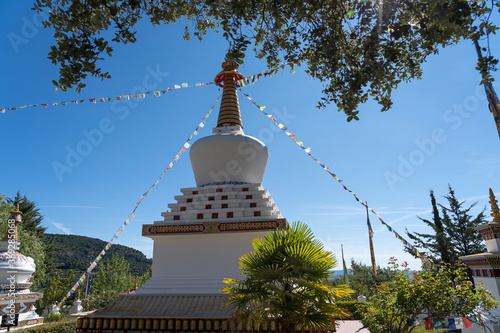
left=1, top=2, right=499, bottom=270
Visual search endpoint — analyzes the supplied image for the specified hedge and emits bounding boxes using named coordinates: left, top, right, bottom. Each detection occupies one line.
left=337, top=300, right=372, bottom=320
left=15, top=319, right=77, bottom=333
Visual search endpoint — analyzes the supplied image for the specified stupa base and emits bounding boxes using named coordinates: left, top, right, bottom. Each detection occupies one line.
left=76, top=294, right=336, bottom=333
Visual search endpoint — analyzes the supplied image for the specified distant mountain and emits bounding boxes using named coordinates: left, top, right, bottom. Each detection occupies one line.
left=44, top=234, right=152, bottom=276
left=330, top=270, right=350, bottom=278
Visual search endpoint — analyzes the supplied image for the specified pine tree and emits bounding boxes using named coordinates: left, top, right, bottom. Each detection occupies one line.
left=406, top=186, right=486, bottom=264
left=6, top=191, right=46, bottom=236
left=441, top=187, right=486, bottom=257
left=0, top=194, right=13, bottom=224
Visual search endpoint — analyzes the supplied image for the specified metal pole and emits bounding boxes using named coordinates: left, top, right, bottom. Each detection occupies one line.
left=366, top=202, right=377, bottom=280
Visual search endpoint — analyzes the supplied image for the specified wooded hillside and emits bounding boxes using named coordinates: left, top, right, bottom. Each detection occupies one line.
left=44, top=234, right=152, bottom=277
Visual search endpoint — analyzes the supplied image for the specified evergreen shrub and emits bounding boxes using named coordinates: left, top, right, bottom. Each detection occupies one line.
left=15, top=319, right=77, bottom=333
left=336, top=300, right=371, bottom=320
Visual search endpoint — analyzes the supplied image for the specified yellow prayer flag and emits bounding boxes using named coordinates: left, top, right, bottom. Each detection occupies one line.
left=278, top=123, right=284, bottom=129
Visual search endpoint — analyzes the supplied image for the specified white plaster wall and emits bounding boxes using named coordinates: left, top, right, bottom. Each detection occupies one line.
left=486, top=240, right=500, bottom=253
left=136, top=230, right=270, bottom=295
left=469, top=277, right=500, bottom=333
left=474, top=277, right=500, bottom=305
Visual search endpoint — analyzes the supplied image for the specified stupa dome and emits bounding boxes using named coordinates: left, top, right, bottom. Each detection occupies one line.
left=190, top=133, right=269, bottom=187
left=190, top=61, right=269, bottom=187
left=0, top=205, right=36, bottom=287
left=0, top=252, right=35, bottom=286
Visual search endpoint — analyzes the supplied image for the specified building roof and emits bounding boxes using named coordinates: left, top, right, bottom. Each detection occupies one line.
left=85, top=294, right=234, bottom=319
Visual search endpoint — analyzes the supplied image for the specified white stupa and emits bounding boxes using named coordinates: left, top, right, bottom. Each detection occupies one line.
left=0, top=205, right=43, bottom=331
left=76, top=61, right=287, bottom=332
left=460, top=189, right=500, bottom=333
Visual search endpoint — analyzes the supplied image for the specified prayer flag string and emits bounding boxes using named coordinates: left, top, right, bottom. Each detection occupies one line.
left=241, top=91, right=427, bottom=262
left=57, top=95, right=220, bottom=308
left=0, top=63, right=295, bottom=114
left=411, top=315, right=477, bottom=330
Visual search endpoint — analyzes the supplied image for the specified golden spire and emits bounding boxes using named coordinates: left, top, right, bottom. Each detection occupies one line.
left=490, top=188, right=500, bottom=223
left=3, top=204, right=22, bottom=241
left=214, top=61, right=244, bottom=129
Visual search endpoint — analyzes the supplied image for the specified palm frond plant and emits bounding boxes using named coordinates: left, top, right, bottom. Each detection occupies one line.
left=222, top=222, right=353, bottom=333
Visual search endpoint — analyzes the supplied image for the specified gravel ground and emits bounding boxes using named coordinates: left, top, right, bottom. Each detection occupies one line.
left=335, top=320, right=370, bottom=333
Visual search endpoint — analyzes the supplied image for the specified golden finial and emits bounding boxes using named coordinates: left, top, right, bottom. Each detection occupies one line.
left=489, top=188, right=500, bottom=223
left=214, top=61, right=245, bottom=129
left=3, top=203, right=22, bottom=241
left=11, top=204, right=21, bottom=216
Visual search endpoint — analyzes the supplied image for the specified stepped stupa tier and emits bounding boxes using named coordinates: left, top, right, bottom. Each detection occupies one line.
left=77, top=61, right=286, bottom=332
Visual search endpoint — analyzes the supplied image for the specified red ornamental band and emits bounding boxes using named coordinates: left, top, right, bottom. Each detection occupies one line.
left=146, top=224, right=206, bottom=235
left=478, top=225, right=500, bottom=240
left=143, top=220, right=283, bottom=236
left=472, top=268, right=500, bottom=278
left=218, top=221, right=280, bottom=232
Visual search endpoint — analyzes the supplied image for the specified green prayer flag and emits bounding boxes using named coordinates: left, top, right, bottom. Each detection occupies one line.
left=342, top=245, right=349, bottom=285
left=432, top=318, right=442, bottom=329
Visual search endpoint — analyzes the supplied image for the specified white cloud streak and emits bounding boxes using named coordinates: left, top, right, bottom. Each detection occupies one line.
left=51, top=222, right=73, bottom=235
left=41, top=205, right=104, bottom=209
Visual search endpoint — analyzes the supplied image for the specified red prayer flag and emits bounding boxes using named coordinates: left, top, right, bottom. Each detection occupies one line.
left=463, top=318, right=472, bottom=328
left=424, top=319, right=434, bottom=330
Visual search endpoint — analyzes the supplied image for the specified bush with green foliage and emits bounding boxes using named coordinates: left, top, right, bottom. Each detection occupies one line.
left=45, top=312, right=67, bottom=323
left=82, top=289, right=121, bottom=311
left=344, top=259, right=398, bottom=300
left=82, top=254, right=151, bottom=311
left=336, top=300, right=372, bottom=320
left=329, top=263, right=396, bottom=300
left=16, top=319, right=77, bottom=333
left=362, top=258, right=498, bottom=333
left=38, top=270, right=76, bottom=313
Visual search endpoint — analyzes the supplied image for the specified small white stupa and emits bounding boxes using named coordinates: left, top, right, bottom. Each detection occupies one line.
left=460, top=189, right=500, bottom=333
left=0, top=205, right=43, bottom=330
left=76, top=61, right=287, bottom=332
